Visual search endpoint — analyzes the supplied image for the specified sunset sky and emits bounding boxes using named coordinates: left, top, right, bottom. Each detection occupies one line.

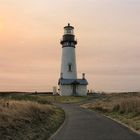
left=0, top=0, right=140, bottom=92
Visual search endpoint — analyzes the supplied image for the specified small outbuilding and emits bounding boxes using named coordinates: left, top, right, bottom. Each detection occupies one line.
left=58, top=76, right=88, bottom=96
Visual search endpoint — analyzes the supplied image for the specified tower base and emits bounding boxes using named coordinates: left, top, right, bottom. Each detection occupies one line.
left=58, top=78, right=88, bottom=96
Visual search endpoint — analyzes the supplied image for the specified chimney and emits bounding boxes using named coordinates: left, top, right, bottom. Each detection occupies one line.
left=61, top=73, right=63, bottom=79
left=82, top=73, right=85, bottom=79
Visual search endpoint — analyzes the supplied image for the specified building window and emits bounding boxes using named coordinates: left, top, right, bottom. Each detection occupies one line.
left=68, top=64, right=72, bottom=72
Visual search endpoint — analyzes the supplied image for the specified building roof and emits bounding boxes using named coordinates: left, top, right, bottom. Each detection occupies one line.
left=58, top=78, right=88, bottom=85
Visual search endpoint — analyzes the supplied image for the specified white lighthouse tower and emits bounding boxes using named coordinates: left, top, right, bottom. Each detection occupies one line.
left=58, top=23, right=88, bottom=96
left=61, top=23, right=77, bottom=79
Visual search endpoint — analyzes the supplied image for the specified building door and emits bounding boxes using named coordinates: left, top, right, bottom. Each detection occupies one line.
left=73, top=84, right=77, bottom=96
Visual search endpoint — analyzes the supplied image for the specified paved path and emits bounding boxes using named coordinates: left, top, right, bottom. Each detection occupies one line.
left=50, top=103, right=140, bottom=140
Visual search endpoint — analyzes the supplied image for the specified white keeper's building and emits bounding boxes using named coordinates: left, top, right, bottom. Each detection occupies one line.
left=58, top=23, right=88, bottom=96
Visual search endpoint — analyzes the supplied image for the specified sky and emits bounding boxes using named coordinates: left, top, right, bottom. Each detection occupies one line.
left=0, top=0, right=140, bottom=92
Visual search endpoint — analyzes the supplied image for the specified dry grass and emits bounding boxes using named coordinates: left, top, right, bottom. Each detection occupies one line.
left=112, top=98, right=140, bottom=114
left=37, top=95, right=90, bottom=103
left=0, top=93, right=90, bottom=104
left=82, top=92, right=140, bottom=132
left=0, top=99, right=64, bottom=140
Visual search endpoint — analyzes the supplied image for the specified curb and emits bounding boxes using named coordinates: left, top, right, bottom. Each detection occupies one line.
left=83, top=107, right=140, bottom=136
left=103, top=114, right=140, bottom=136
left=48, top=111, right=66, bottom=140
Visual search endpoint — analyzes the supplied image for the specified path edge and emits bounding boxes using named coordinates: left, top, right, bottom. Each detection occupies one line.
left=83, top=107, right=140, bottom=136
left=48, top=109, right=66, bottom=140
left=103, top=114, right=140, bottom=135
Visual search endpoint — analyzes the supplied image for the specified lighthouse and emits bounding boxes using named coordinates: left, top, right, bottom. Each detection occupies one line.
left=58, top=23, right=88, bottom=96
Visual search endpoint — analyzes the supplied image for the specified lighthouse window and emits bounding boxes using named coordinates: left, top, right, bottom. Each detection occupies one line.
left=71, top=42, right=74, bottom=46
left=64, top=29, right=74, bottom=35
left=67, top=29, right=71, bottom=34
left=68, top=64, right=72, bottom=72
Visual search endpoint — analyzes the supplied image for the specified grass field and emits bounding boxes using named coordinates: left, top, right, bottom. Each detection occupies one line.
left=38, top=95, right=91, bottom=103
left=0, top=93, right=91, bottom=104
left=82, top=92, right=140, bottom=132
left=0, top=94, right=65, bottom=140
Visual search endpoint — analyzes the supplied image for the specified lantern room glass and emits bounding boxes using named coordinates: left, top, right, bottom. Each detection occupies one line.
left=64, top=28, right=74, bottom=35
